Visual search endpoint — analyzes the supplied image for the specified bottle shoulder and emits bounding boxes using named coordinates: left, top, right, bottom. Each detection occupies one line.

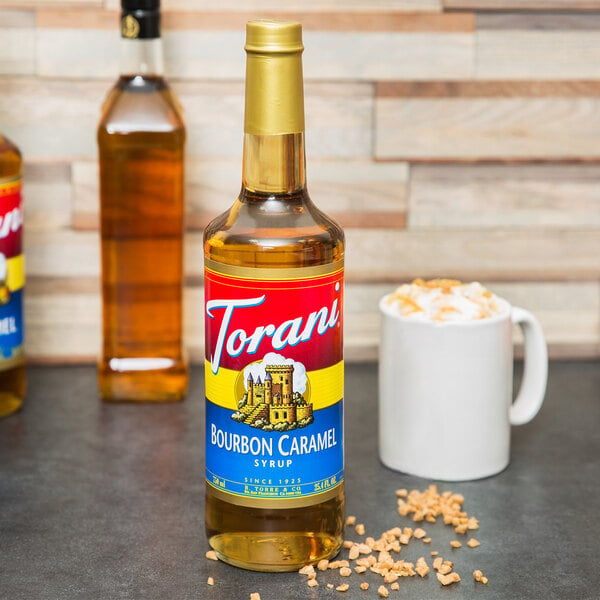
left=98, top=75, right=185, bottom=136
left=0, top=134, right=22, bottom=180
left=204, top=188, right=344, bottom=268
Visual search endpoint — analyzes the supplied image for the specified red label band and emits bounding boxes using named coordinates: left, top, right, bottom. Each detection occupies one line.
left=0, top=178, right=23, bottom=259
left=205, top=265, right=344, bottom=374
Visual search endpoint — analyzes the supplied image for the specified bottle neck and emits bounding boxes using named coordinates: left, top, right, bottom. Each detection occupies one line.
left=119, top=37, right=164, bottom=77
left=242, top=47, right=305, bottom=194
left=242, top=133, right=306, bottom=194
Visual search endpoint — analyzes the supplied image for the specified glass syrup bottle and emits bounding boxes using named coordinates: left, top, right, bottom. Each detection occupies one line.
left=97, top=0, right=188, bottom=402
left=204, top=20, right=345, bottom=571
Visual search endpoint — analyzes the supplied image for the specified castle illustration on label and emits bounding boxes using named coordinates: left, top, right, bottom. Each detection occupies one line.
left=232, top=362, right=313, bottom=431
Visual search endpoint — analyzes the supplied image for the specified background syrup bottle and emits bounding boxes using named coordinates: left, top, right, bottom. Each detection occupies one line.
left=97, top=0, right=188, bottom=402
left=204, top=20, right=345, bottom=571
left=0, top=133, right=26, bottom=418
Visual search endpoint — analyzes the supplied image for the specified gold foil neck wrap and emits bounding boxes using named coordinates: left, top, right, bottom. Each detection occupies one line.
left=244, top=20, right=305, bottom=136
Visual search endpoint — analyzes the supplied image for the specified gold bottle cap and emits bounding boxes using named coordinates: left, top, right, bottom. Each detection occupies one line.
left=245, top=20, right=303, bottom=54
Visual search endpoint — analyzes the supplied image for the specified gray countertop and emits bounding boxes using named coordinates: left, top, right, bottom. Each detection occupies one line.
left=0, top=362, right=599, bottom=600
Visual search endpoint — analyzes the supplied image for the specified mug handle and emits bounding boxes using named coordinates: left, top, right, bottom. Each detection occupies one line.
left=509, top=307, right=548, bottom=426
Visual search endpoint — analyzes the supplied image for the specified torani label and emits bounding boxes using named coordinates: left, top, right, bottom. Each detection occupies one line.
left=204, top=260, right=344, bottom=508
left=0, top=177, right=24, bottom=370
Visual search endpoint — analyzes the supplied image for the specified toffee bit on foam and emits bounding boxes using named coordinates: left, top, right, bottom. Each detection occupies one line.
left=386, top=279, right=504, bottom=322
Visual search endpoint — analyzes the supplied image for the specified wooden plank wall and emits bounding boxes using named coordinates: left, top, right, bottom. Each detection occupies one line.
left=1, top=0, right=599, bottom=363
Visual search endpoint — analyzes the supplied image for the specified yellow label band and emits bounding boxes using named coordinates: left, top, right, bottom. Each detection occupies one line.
left=205, top=359, right=344, bottom=412
left=6, top=255, right=24, bottom=292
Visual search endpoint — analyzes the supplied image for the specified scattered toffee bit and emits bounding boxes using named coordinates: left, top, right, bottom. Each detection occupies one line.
left=207, top=577, right=214, bottom=586
left=474, top=569, right=489, bottom=584
left=208, top=484, right=488, bottom=598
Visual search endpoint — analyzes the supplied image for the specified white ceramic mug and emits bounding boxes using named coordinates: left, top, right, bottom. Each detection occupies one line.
left=378, top=294, right=548, bottom=481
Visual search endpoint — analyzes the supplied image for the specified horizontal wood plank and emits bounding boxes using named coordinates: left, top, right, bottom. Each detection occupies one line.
left=35, top=28, right=474, bottom=81
left=476, top=31, right=600, bottom=80
left=377, top=81, right=600, bottom=98
left=376, top=95, right=600, bottom=161
left=23, top=228, right=600, bottom=282
left=24, top=162, right=72, bottom=230
left=477, top=13, right=600, bottom=30
left=444, top=0, right=600, bottom=9
left=0, top=78, right=373, bottom=160
left=71, top=159, right=408, bottom=231
left=24, top=280, right=600, bottom=362
left=409, top=164, right=600, bottom=228
left=345, top=229, right=600, bottom=282
left=38, top=9, right=472, bottom=31
left=104, top=0, right=443, bottom=11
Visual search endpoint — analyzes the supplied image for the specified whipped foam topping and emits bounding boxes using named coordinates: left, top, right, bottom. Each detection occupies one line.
left=385, top=279, right=507, bottom=322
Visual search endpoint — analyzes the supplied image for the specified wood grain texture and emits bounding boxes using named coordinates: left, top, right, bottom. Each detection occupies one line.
left=35, top=28, right=474, bottom=81
left=24, top=280, right=600, bottom=362
left=0, top=0, right=99, bottom=6
left=378, top=81, right=600, bottom=98
left=409, top=164, right=600, bottom=228
left=38, top=10, right=472, bottom=31
left=477, top=13, right=600, bottom=30
left=24, top=162, right=73, bottom=231
left=72, top=159, right=408, bottom=230
left=104, top=0, right=443, bottom=11
left=0, top=11, right=35, bottom=75
left=0, top=78, right=372, bottom=160
left=23, top=228, right=600, bottom=282
left=476, top=31, right=600, bottom=80
left=444, top=0, right=600, bottom=9
left=376, top=95, right=600, bottom=161
left=345, top=229, right=600, bottom=282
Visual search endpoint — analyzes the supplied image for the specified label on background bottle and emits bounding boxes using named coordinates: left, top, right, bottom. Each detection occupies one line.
left=204, top=259, right=344, bottom=508
left=0, top=177, right=24, bottom=370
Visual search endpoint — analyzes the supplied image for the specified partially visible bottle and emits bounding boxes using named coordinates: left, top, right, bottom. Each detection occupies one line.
left=0, top=133, right=26, bottom=418
left=97, top=0, right=188, bottom=402
left=204, top=21, right=345, bottom=571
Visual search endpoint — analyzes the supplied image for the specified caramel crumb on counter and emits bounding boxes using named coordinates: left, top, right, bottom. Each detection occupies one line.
left=205, top=550, right=218, bottom=561
left=207, top=577, right=214, bottom=586
left=336, top=583, right=350, bottom=592
left=474, top=569, right=489, bottom=584
left=467, top=538, right=481, bottom=548
left=250, top=594, right=261, bottom=600
left=317, top=559, right=329, bottom=571
left=437, top=572, right=461, bottom=586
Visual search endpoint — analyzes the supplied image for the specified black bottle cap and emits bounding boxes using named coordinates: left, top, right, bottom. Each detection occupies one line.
left=122, top=0, right=159, bottom=9
left=121, top=0, right=160, bottom=39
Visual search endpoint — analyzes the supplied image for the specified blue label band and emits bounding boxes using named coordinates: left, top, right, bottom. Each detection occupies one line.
left=205, top=399, right=343, bottom=502
left=0, top=288, right=23, bottom=364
